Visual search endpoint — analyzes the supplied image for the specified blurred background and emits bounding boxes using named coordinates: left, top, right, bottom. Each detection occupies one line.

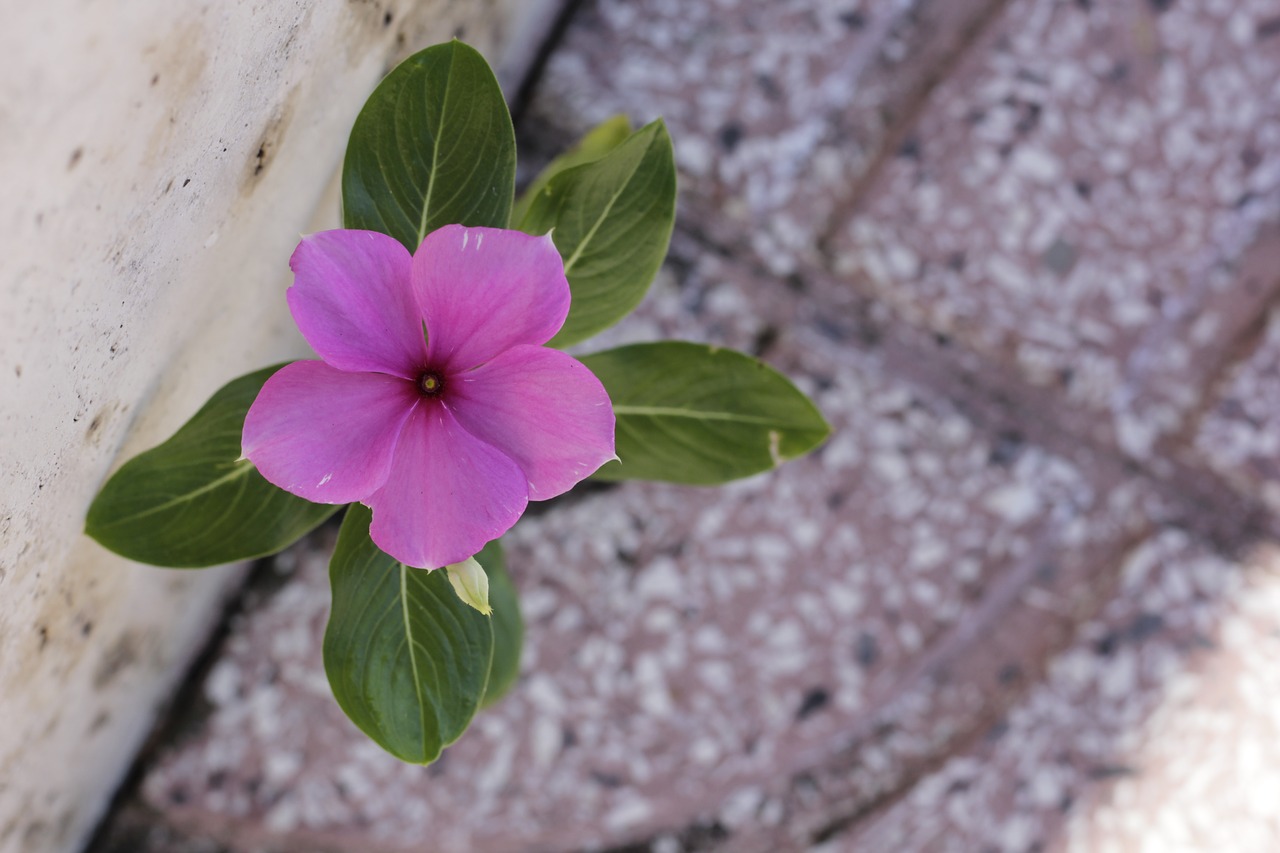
left=4, top=0, right=1280, bottom=851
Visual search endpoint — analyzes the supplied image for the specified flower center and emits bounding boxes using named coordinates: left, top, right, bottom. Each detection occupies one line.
left=417, top=370, right=445, bottom=398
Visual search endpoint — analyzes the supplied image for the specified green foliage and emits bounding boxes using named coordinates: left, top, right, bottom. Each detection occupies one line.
left=518, top=120, right=677, bottom=347
left=511, top=114, right=632, bottom=225
left=85, top=365, right=335, bottom=567
left=582, top=342, right=831, bottom=484
left=342, top=40, right=516, bottom=252
left=476, top=540, right=523, bottom=708
left=323, top=505, right=494, bottom=764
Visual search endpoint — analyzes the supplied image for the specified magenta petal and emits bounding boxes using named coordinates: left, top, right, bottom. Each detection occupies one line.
left=243, top=361, right=417, bottom=503
left=413, top=225, right=570, bottom=370
left=366, top=404, right=529, bottom=569
left=450, top=346, right=616, bottom=500
left=288, top=230, right=427, bottom=378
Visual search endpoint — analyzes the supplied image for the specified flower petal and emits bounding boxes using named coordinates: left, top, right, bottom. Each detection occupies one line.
left=243, top=361, right=417, bottom=503
left=288, top=230, right=427, bottom=377
left=366, top=403, right=529, bottom=569
left=413, top=225, right=570, bottom=370
left=450, top=345, right=616, bottom=500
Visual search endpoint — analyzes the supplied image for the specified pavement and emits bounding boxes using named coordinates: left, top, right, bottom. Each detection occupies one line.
left=91, top=0, right=1280, bottom=851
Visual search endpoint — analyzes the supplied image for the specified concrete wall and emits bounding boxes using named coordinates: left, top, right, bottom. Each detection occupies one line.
left=0, top=2, right=560, bottom=850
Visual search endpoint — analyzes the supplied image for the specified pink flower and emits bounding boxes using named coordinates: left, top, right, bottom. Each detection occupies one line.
left=242, top=225, right=616, bottom=569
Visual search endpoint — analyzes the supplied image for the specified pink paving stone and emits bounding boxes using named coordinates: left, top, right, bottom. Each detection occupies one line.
left=805, top=531, right=1280, bottom=853
left=1193, top=287, right=1280, bottom=517
left=525, top=0, right=1003, bottom=276
left=822, top=0, right=1280, bottom=466
left=138, top=251, right=1164, bottom=852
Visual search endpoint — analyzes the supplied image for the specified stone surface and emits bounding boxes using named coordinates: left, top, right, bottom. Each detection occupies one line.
left=1194, top=297, right=1280, bottom=516
left=825, top=533, right=1280, bottom=853
left=821, top=0, right=1280, bottom=469
left=0, top=3, right=560, bottom=852
left=91, top=0, right=1280, bottom=850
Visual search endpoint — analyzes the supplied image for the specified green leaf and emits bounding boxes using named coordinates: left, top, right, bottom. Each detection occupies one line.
left=85, top=365, right=336, bottom=567
left=511, top=114, right=632, bottom=226
left=476, top=540, right=522, bottom=708
left=342, top=40, right=516, bottom=252
left=518, top=119, right=677, bottom=347
left=581, top=342, right=831, bottom=485
left=323, top=505, right=494, bottom=764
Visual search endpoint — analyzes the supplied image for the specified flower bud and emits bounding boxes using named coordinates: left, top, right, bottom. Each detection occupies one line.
left=444, top=556, right=491, bottom=616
